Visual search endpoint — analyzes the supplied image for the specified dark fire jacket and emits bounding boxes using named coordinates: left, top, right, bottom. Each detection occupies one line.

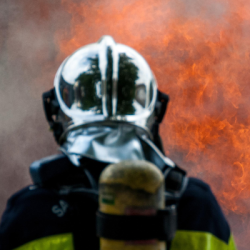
left=0, top=155, right=237, bottom=250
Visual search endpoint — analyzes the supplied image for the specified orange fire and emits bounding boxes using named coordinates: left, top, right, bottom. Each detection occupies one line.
left=55, top=0, right=250, bottom=248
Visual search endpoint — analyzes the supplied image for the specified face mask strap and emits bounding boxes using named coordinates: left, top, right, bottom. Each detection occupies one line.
left=42, top=88, right=64, bottom=144
left=155, top=90, right=169, bottom=124
left=151, top=90, right=169, bottom=153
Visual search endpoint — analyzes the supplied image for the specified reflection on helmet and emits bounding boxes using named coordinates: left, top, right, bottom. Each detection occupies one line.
left=73, top=56, right=102, bottom=112
left=54, top=36, right=157, bottom=138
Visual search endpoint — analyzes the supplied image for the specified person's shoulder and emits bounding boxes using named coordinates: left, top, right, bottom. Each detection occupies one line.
left=1, top=153, right=75, bottom=221
left=0, top=184, right=58, bottom=228
left=0, top=154, right=72, bottom=250
left=177, top=177, right=231, bottom=244
left=180, top=177, right=225, bottom=217
left=183, top=177, right=213, bottom=198
left=6, top=184, right=56, bottom=207
left=5, top=185, right=36, bottom=207
left=0, top=183, right=71, bottom=250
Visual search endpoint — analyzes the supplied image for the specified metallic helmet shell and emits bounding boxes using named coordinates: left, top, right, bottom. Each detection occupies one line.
left=54, top=36, right=158, bottom=137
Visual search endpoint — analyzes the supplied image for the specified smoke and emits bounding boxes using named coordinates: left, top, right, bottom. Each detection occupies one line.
left=0, top=0, right=64, bottom=214
left=1, top=0, right=250, bottom=249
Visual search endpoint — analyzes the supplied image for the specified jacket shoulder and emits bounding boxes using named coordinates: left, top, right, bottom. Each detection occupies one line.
left=0, top=185, right=69, bottom=250
left=0, top=154, right=76, bottom=250
left=0, top=155, right=99, bottom=250
left=177, top=177, right=231, bottom=244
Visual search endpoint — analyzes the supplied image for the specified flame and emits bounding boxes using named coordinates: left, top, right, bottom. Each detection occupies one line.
left=55, top=0, right=250, bottom=248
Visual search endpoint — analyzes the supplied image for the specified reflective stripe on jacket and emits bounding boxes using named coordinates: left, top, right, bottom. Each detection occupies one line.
left=13, top=232, right=236, bottom=250
left=14, top=234, right=74, bottom=250
left=171, top=231, right=236, bottom=250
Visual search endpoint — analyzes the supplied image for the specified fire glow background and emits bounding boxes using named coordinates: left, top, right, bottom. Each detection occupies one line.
left=0, top=0, right=249, bottom=249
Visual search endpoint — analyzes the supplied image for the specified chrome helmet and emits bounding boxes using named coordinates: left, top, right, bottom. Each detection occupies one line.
left=43, top=36, right=169, bottom=147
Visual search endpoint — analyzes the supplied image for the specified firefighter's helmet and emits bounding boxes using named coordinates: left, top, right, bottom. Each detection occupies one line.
left=55, top=36, right=158, bottom=136
left=43, top=36, right=169, bottom=147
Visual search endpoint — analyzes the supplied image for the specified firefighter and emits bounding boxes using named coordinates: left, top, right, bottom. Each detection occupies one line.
left=0, top=36, right=237, bottom=250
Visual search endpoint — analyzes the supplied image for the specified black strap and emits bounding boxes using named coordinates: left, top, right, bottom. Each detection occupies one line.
left=42, top=88, right=64, bottom=144
left=42, top=88, right=60, bottom=127
left=164, top=167, right=186, bottom=193
left=155, top=90, right=169, bottom=124
left=96, top=206, right=176, bottom=241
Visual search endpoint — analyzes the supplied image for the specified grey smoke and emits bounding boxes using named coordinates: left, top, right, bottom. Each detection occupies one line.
left=0, top=1, right=249, bottom=249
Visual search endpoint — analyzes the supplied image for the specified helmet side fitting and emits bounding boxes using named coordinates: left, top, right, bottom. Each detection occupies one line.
left=42, top=36, right=169, bottom=153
